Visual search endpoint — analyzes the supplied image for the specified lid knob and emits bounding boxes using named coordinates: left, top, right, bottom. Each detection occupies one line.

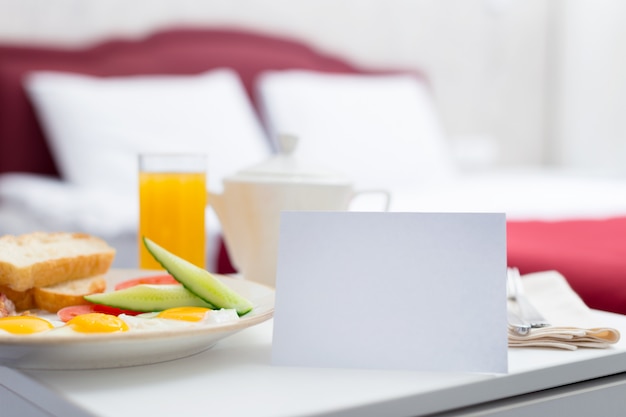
left=229, top=132, right=350, bottom=184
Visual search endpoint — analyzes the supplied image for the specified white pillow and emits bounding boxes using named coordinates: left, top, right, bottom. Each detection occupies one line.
left=257, top=70, right=457, bottom=188
left=25, top=69, right=271, bottom=195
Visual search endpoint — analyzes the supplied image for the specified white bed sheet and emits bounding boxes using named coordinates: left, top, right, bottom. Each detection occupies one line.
left=1, top=169, right=624, bottom=271
left=386, top=168, right=626, bottom=221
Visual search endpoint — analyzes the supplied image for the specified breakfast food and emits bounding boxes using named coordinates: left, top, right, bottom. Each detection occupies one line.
left=0, top=315, right=54, bottom=334
left=143, top=236, right=253, bottom=315
left=85, top=238, right=254, bottom=315
left=0, top=275, right=107, bottom=312
left=0, top=293, right=16, bottom=318
left=33, top=275, right=107, bottom=312
left=0, top=232, right=115, bottom=312
left=0, top=306, right=240, bottom=336
left=0, top=284, right=33, bottom=311
left=86, top=284, right=214, bottom=312
left=0, top=235, right=254, bottom=337
left=0, top=232, right=115, bottom=291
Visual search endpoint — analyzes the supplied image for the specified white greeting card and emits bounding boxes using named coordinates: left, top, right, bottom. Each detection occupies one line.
left=271, top=212, right=508, bottom=374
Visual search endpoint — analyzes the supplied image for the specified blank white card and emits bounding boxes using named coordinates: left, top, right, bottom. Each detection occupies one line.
left=271, top=211, right=508, bottom=374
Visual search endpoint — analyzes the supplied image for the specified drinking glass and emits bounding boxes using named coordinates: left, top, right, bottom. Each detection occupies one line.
left=138, top=153, right=207, bottom=269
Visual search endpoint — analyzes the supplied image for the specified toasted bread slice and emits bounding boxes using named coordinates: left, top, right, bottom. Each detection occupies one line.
left=33, top=275, right=107, bottom=313
left=0, top=285, right=35, bottom=311
left=0, top=232, right=115, bottom=292
left=0, top=275, right=108, bottom=313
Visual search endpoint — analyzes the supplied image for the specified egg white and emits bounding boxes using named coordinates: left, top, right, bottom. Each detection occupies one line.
left=119, top=308, right=240, bottom=331
left=120, top=314, right=198, bottom=331
left=202, top=308, right=240, bottom=324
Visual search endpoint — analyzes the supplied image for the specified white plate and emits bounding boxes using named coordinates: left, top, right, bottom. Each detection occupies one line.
left=0, top=269, right=274, bottom=370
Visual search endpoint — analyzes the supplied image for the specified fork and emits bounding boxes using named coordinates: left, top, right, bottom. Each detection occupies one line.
left=507, top=267, right=550, bottom=328
left=507, top=309, right=532, bottom=335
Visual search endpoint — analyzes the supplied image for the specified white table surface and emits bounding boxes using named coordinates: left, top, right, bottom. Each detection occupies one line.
left=3, top=309, right=625, bottom=417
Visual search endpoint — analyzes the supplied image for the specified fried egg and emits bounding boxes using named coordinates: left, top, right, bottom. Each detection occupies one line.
left=157, top=306, right=211, bottom=322
left=66, top=313, right=129, bottom=333
left=0, top=307, right=240, bottom=336
left=120, top=307, right=239, bottom=331
left=0, top=315, right=55, bottom=335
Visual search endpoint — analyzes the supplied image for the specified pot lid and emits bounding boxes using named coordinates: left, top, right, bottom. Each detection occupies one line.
left=230, top=134, right=352, bottom=184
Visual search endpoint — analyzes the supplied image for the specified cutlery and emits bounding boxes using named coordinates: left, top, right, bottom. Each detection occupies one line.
left=507, top=309, right=531, bottom=335
left=507, top=267, right=550, bottom=328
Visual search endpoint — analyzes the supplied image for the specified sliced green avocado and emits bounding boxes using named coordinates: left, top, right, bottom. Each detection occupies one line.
left=142, top=237, right=254, bottom=316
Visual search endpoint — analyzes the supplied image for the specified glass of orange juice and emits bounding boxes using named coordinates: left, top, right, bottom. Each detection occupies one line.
left=138, top=153, right=207, bottom=270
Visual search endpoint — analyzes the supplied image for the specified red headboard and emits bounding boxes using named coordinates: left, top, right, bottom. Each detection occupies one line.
left=0, top=27, right=364, bottom=178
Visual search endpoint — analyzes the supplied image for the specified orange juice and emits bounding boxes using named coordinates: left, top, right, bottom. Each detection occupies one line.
left=139, top=170, right=207, bottom=270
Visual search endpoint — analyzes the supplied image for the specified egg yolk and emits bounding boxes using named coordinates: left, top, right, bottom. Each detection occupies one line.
left=67, top=313, right=129, bottom=333
left=0, top=316, right=54, bottom=335
left=157, top=307, right=211, bottom=322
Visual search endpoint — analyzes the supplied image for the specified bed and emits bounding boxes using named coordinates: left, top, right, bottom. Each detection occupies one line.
left=1, top=26, right=625, bottom=314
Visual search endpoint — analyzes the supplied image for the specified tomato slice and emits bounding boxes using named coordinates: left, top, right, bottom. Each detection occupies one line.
left=93, top=304, right=143, bottom=317
left=57, top=304, right=143, bottom=322
left=114, top=274, right=179, bottom=291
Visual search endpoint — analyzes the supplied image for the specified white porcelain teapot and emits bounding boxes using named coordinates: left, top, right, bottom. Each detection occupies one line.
left=209, top=135, right=390, bottom=287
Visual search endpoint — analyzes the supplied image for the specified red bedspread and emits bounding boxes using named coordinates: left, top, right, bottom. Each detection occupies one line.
left=507, top=217, right=626, bottom=315
left=218, top=216, right=626, bottom=315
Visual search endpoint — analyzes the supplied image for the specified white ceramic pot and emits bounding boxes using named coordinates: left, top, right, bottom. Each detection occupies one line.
left=209, top=135, right=390, bottom=287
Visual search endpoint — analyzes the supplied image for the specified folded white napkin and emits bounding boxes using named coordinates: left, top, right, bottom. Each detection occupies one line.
left=508, top=270, right=621, bottom=350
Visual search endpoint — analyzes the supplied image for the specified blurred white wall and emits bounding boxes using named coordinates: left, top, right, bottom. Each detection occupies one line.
left=0, top=0, right=622, bottom=177
left=551, top=0, right=626, bottom=177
